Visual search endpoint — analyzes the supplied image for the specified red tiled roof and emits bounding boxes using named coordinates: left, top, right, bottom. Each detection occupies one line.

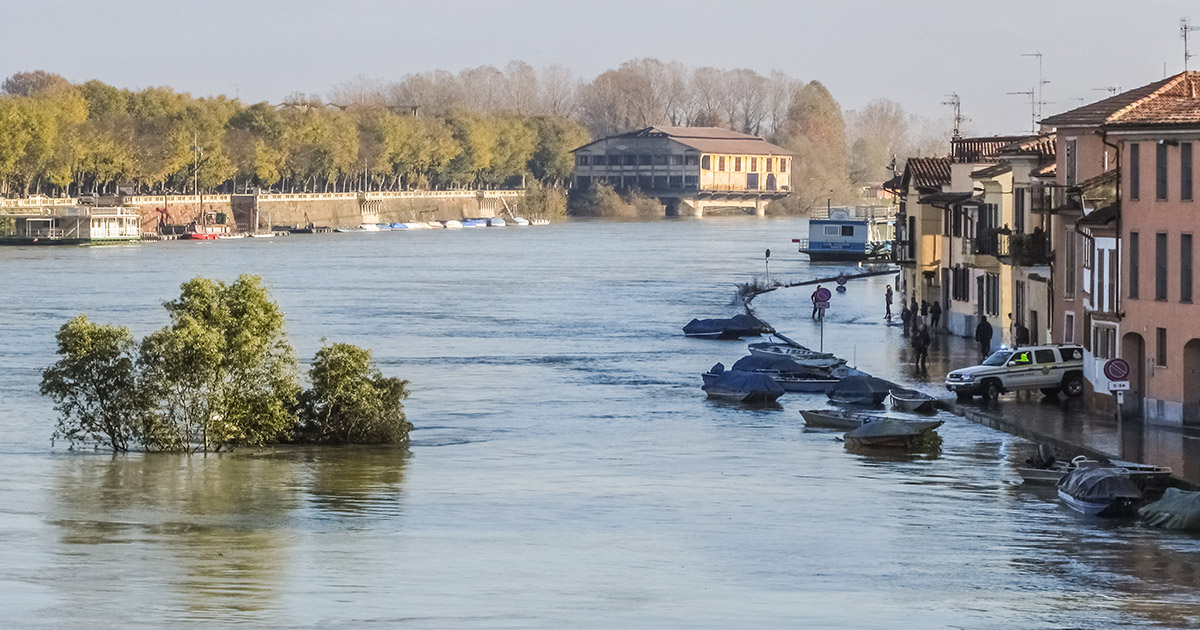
left=971, top=162, right=1012, bottom=179
left=573, top=126, right=793, bottom=155
left=902, top=157, right=951, bottom=190
left=1042, top=72, right=1200, bottom=128
left=951, top=135, right=1032, bottom=163
left=997, top=133, right=1056, bottom=159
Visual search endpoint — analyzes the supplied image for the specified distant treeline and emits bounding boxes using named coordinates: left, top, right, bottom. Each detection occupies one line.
left=1, top=61, right=950, bottom=212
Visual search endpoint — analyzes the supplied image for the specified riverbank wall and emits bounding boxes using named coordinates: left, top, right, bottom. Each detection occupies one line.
left=0, top=190, right=524, bottom=231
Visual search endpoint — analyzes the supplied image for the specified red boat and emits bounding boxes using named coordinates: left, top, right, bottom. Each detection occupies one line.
left=180, top=233, right=219, bottom=240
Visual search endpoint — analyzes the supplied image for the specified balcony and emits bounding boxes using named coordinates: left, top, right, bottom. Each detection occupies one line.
left=1003, top=229, right=1052, bottom=267
left=892, top=238, right=915, bottom=264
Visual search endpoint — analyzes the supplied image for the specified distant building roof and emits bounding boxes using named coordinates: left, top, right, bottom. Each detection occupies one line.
left=918, top=191, right=973, bottom=205
left=951, top=135, right=1033, bottom=163
left=996, top=133, right=1056, bottom=159
left=572, top=126, right=793, bottom=155
left=1041, top=72, right=1200, bottom=128
left=901, top=157, right=951, bottom=191
left=1076, top=203, right=1120, bottom=227
left=1032, top=162, right=1056, bottom=178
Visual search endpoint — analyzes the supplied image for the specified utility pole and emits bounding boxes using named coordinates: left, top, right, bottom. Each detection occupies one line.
left=1021, top=52, right=1051, bottom=121
left=1006, top=88, right=1037, bottom=133
left=1182, top=18, right=1200, bottom=71
left=192, top=133, right=202, bottom=225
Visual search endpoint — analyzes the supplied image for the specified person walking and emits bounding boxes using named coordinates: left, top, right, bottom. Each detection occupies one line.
left=811, top=285, right=823, bottom=319
left=913, top=322, right=931, bottom=370
left=885, top=285, right=893, bottom=319
left=975, top=315, right=994, bottom=360
left=900, top=302, right=912, bottom=336
left=909, top=297, right=918, bottom=321
left=920, top=300, right=929, bottom=325
left=930, top=301, right=942, bottom=330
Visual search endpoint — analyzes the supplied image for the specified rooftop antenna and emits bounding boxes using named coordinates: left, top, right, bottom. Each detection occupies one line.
left=1183, top=18, right=1200, bottom=71
left=1006, top=88, right=1037, bottom=133
left=1093, top=86, right=1121, bottom=96
left=1021, top=52, right=1051, bottom=120
left=942, top=93, right=964, bottom=141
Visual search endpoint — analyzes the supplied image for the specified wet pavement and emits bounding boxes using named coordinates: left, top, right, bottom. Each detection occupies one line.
left=750, top=270, right=1200, bottom=488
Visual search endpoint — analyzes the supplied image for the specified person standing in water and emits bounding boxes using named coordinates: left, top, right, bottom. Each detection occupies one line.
left=885, top=285, right=893, bottom=319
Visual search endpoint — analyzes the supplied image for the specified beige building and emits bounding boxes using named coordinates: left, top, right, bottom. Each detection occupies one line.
left=571, top=126, right=792, bottom=216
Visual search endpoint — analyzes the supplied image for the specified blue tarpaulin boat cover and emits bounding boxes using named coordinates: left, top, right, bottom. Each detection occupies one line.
left=1140, top=488, right=1200, bottom=531
left=1057, top=468, right=1142, bottom=502
left=731, top=354, right=824, bottom=376
left=702, top=369, right=783, bottom=395
left=683, top=314, right=770, bottom=337
left=829, top=375, right=893, bottom=397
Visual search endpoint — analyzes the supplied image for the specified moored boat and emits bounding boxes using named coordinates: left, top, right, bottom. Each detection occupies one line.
left=443, top=220, right=464, bottom=229
left=488, top=217, right=507, bottom=227
left=701, top=363, right=784, bottom=403
left=683, top=314, right=771, bottom=339
left=888, top=388, right=940, bottom=413
left=828, top=375, right=892, bottom=406
left=730, top=355, right=839, bottom=392
left=801, top=408, right=885, bottom=430
left=531, top=218, right=550, bottom=226
left=1016, top=447, right=1172, bottom=490
left=1057, top=467, right=1143, bottom=516
left=842, top=418, right=944, bottom=449
left=511, top=217, right=530, bottom=226
left=1140, top=488, right=1200, bottom=531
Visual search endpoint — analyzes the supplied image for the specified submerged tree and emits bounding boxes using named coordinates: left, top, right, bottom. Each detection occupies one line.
left=298, top=343, right=411, bottom=445
left=138, top=275, right=301, bottom=452
left=41, top=315, right=149, bottom=451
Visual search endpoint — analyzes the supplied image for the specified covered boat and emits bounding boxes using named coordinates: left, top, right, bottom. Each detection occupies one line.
left=888, top=388, right=940, bottom=413
left=683, top=314, right=771, bottom=339
left=800, top=408, right=884, bottom=430
left=1139, top=488, right=1200, bottom=531
left=1056, top=467, right=1143, bottom=516
left=842, top=418, right=943, bottom=449
left=1016, top=444, right=1173, bottom=490
left=730, top=355, right=839, bottom=392
left=701, top=363, right=784, bottom=403
left=828, top=375, right=892, bottom=406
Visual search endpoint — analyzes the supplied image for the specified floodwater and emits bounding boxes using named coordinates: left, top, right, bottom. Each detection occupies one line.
left=2, top=218, right=1200, bottom=628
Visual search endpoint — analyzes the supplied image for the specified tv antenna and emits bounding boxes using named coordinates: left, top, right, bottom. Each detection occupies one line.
left=1006, top=88, right=1037, bottom=133
left=1183, top=18, right=1200, bottom=71
left=942, top=93, right=965, bottom=141
left=1093, top=86, right=1121, bottom=96
left=1021, top=52, right=1052, bottom=120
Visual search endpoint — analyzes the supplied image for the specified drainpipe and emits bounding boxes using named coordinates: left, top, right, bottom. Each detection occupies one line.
left=1099, top=129, right=1123, bottom=320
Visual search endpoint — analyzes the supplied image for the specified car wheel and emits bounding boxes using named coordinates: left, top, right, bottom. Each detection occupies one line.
left=1062, top=374, right=1084, bottom=397
left=1040, top=387, right=1061, bottom=397
left=983, top=379, right=1003, bottom=400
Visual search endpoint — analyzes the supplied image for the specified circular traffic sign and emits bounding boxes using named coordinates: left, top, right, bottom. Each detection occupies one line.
left=814, top=287, right=832, bottom=302
left=836, top=273, right=848, bottom=286
left=1104, top=358, right=1131, bottom=381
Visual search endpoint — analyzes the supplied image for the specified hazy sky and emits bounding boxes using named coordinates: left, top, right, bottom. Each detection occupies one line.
left=2, top=0, right=1196, bottom=135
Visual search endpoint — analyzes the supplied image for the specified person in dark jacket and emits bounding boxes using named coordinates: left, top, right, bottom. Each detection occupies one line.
left=912, top=322, right=931, bottom=369
left=930, top=301, right=942, bottom=329
left=920, top=300, right=929, bottom=324
left=900, top=303, right=912, bottom=336
left=885, top=285, right=893, bottom=319
left=1014, top=323, right=1030, bottom=347
left=975, top=316, right=994, bottom=359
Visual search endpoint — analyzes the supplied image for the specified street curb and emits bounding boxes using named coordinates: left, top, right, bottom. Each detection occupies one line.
left=941, top=402, right=1198, bottom=491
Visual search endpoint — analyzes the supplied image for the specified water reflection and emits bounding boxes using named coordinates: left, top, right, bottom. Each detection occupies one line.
left=47, top=447, right=408, bottom=624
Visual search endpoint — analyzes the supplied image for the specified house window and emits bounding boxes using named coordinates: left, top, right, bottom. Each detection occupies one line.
left=1157, top=327, right=1168, bottom=367
left=985, top=273, right=1000, bottom=315
left=766, top=158, right=774, bottom=172
left=734, top=157, right=742, bottom=171
left=622, top=176, right=636, bottom=189
left=747, top=173, right=759, bottom=190
left=639, top=154, right=652, bottom=166
left=1156, top=232, right=1168, bottom=301
left=1130, top=143, right=1140, bottom=200
left=668, top=175, right=682, bottom=189
left=1064, top=231, right=1077, bottom=299
left=780, top=158, right=788, bottom=173
left=685, top=154, right=699, bottom=166
left=624, top=154, right=638, bottom=166
left=653, top=154, right=668, bottom=166
left=575, top=175, right=591, bottom=188
left=750, top=157, right=758, bottom=171
left=670, top=154, right=684, bottom=166
left=1064, top=313, right=1075, bottom=344
left=684, top=175, right=699, bottom=189
left=1184, top=233, right=1194, bottom=303
left=701, top=155, right=711, bottom=170
left=718, top=156, right=727, bottom=171
left=576, top=154, right=589, bottom=166
left=637, top=176, right=652, bottom=188
left=1066, top=138, right=1078, bottom=186
left=1157, top=141, right=1169, bottom=200
left=1130, top=231, right=1140, bottom=299
left=824, top=226, right=841, bottom=236
left=651, top=175, right=666, bottom=188
left=1108, top=249, right=1117, bottom=312
left=1184, top=142, right=1194, bottom=201
left=1013, top=188, right=1026, bottom=233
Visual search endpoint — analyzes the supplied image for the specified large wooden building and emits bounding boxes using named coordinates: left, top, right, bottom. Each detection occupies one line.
left=571, top=126, right=792, bottom=215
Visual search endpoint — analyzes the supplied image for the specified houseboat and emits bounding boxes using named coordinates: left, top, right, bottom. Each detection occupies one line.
left=794, top=216, right=870, bottom=262
left=1, top=206, right=142, bottom=245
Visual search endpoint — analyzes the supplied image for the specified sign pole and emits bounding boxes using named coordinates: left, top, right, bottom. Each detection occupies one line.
left=765, top=248, right=771, bottom=285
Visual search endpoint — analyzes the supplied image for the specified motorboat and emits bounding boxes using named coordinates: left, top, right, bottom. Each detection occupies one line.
left=404, top=222, right=430, bottom=230
left=730, top=355, right=839, bottom=392
left=248, top=232, right=276, bottom=238
left=359, top=223, right=381, bottom=232
left=701, top=363, right=784, bottom=403
left=443, top=220, right=464, bottom=229
left=1016, top=445, right=1172, bottom=490
left=427, top=221, right=445, bottom=229
left=488, top=217, right=506, bottom=227
left=531, top=218, right=550, bottom=226
left=510, top=217, right=530, bottom=226
left=683, top=314, right=771, bottom=339
left=1057, top=467, right=1143, bottom=516
left=827, top=375, right=892, bottom=406
left=888, top=389, right=941, bottom=413
left=800, top=408, right=886, bottom=430
left=1140, top=488, right=1200, bottom=531
left=375, top=223, right=393, bottom=231
left=747, top=337, right=846, bottom=369
left=461, top=219, right=484, bottom=228
left=390, top=222, right=410, bottom=229
left=842, top=418, right=944, bottom=449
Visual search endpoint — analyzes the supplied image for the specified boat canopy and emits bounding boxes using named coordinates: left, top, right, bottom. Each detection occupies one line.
left=1140, top=488, right=1200, bottom=531
left=702, top=369, right=783, bottom=395
left=683, top=314, right=771, bottom=337
left=829, top=375, right=893, bottom=397
left=731, top=354, right=822, bottom=376
left=1057, top=468, right=1143, bottom=501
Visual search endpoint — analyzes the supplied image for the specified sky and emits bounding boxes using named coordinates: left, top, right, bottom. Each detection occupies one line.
left=1, top=0, right=1196, bottom=136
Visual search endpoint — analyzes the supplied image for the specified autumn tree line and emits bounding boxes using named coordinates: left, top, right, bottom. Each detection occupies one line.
left=1, top=60, right=949, bottom=213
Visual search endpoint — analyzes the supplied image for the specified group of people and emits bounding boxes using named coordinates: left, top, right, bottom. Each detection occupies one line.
left=886, top=285, right=939, bottom=370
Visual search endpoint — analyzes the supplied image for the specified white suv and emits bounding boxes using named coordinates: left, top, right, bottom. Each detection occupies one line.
left=945, top=345, right=1085, bottom=400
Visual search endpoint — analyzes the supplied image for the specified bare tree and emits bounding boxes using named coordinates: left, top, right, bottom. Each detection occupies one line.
left=328, top=74, right=386, bottom=107
left=503, top=60, right=539, bottom=115
left=538, top=63, right=580, bottom=117
left=3, top=70, right=70, bottom=97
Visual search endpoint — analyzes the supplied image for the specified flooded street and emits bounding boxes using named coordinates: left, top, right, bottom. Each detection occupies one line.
left=3, top=217, right=1200, bottom=628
